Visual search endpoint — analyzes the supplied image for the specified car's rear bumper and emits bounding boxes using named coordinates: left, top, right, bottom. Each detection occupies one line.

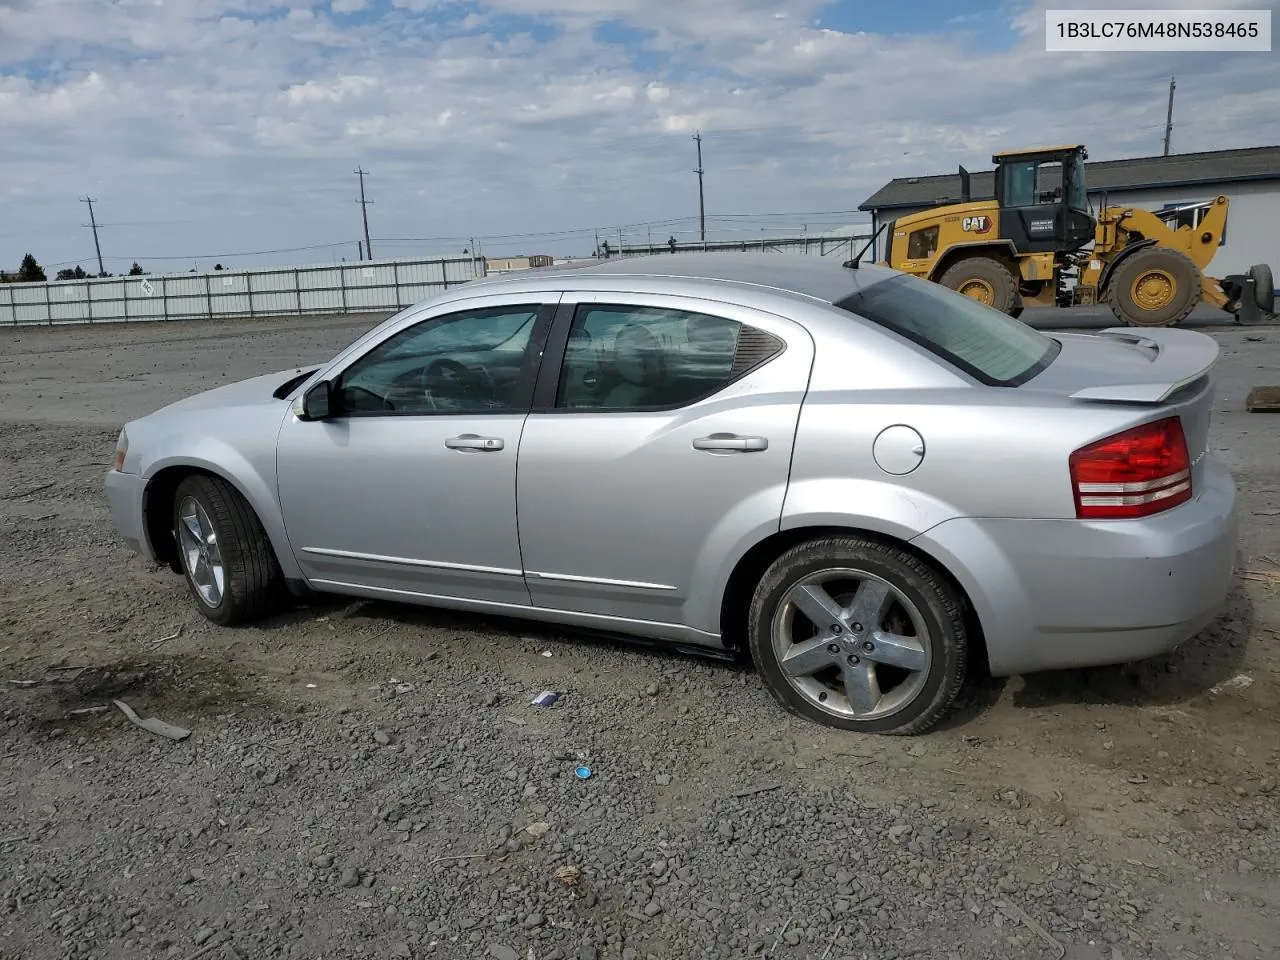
left=916, top=458, right=1239, bottom=676
left=104, top=469, right=155, bottom=563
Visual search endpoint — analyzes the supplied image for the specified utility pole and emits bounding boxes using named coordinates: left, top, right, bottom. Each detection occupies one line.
left=1163, top=77, right=1176, bottom=156
left=357, top=241, right=363, bottom=261
left=81, top=197, right=105, bottom=276
left=693, top=131, right=706, bottom=242
left=354, top=167, right=373, bottom=260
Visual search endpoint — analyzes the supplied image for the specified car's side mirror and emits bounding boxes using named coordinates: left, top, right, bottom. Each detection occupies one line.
left=298, top=381, right=334, bottom=421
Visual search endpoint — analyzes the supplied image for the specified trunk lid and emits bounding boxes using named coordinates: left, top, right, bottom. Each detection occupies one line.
left=1027, top=327, right=1219, bottom=490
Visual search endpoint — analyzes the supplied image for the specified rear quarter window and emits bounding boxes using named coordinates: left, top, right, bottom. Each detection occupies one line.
left=834, top=274, right=1059, bottom=387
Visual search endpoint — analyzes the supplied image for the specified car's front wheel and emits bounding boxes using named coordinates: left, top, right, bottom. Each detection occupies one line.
left=172, top=474, right=284, bottom=626
left=747, top=536, right=968, bottom=735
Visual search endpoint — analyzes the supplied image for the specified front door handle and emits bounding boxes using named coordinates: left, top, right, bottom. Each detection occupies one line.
left=692, top=434, right=768, bottom=452
left=445, top=434, right=504, bottom=452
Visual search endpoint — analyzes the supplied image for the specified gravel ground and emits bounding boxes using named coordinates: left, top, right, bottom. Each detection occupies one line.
left=2, top=311, right=1279, bottom=960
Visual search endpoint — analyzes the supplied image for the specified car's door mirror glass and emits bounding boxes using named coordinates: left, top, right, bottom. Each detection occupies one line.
left=301, top=381, right=332, bottom=420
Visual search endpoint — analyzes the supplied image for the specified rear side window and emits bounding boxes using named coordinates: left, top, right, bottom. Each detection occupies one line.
left=834, top=274, right=1059, bottom=387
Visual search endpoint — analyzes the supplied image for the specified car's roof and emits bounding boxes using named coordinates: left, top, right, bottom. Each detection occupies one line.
left=463, top=252, right=900, bottom=308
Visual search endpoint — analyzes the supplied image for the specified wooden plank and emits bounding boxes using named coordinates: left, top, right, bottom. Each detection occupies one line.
left=1246, top=386, right=1280, bottom=412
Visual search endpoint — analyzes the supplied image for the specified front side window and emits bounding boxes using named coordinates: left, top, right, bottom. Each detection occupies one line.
left=555, top=304, right=782, bottom=410
left=835, top=274, right=1059, bottom=387
left=337, top=304, right=541, bottom=415
left=1002, top=161, right=1037, bottom=207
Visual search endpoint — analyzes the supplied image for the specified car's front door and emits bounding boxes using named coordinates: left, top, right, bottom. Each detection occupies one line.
left=514, top=292, right=815, bottom=638
left=276, top=297, right=556, bottom=606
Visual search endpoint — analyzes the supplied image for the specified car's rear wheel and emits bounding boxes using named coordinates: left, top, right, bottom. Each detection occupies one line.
left=172, top=474, right=283, bottom=626
left=747, top=536, right=968, bottom=735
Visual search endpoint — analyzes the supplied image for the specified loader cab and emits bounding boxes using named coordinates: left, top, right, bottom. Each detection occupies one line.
left=993, top=145, right=1096, bottom=255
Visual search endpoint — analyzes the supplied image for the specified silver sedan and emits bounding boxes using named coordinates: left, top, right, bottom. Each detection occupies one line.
left=104, top=254, right=1239, bottom=734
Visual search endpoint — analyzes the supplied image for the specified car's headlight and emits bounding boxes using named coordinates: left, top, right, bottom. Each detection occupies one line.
left=113, top=429, right=129, bottom=472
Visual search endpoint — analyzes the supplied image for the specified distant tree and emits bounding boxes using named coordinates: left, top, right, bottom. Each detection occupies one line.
left=214, top=263, right=224, bottom=271
left=17, top=253, right=46, bottom=282
left=56, top=268, right=77, bottom=280
left=128, top=262, right=146, bottom=275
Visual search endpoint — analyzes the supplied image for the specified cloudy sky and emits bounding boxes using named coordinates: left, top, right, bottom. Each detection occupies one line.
left=1, top=0, right=1277, bottom=273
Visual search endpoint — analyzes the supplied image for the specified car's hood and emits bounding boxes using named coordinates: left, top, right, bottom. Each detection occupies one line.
left=154, top=367, right=318, bottom=416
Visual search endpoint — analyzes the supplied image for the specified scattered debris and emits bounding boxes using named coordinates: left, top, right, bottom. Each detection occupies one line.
left=426, top=853, right=485, bottom=867
left=1246, top=386, right=1280, bottom=412
left=1209, top=674, right=1254, bottom=695
left=32, top=513, right=56, bottom=521
left=506, top=717, right=527, bottom=727
left=732, top=784, right=782, bottom=799
left=1245, top=335, right=1266, bottom=342
left=530, top=690, right=559, bottom=708
left=394, top=682, right=415, bottom=695
left=821, top=924, right=844, bottom=960
left=539, top=650, right=553, bottom=658
left=1127, top=775, right=1150, bottom=785
left=153, top=624, right=183, bottom=647
left=524, top=822, right=551, bottom=838
left=0, top=836, right=28, bottom=846
left=1240, top=569, right=1280, bottom=584
left=996, top=898, right=1065, bottom=959
left=372, top=729, right=392, bottom=746
left=1, top=481, right=55, bottom=500
left=574, top=765, right=592, bottom=780
left=67, top=706, right=110, bottom=716
left=113, top=699, right=191, bottom=742
left=553, top=865, right=581, bottom=886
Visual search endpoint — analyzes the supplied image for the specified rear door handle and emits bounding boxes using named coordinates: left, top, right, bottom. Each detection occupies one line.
left=692, top=434, right=768, bottom=452
left=445, top=434, right=504, bottom=452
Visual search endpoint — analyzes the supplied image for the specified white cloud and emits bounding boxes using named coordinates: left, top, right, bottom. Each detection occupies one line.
left=0, top=0, right=1278, bottom=271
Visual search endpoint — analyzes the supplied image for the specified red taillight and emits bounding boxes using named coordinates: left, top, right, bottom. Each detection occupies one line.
left=1069, top=416, right=1193, bottom=519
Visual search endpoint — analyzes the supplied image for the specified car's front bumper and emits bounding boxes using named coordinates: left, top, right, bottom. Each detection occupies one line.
left=104, top=469, right=155, bottom=563
left=917, top=458, right=1239, bottom=677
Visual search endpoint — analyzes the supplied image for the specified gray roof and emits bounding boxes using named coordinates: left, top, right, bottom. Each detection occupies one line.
left=859, top=145, right=1280, bottom=213
left=466, top=251, right=898, bottom=305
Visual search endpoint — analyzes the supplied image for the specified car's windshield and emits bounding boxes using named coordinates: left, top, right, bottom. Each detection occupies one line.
left=834, top=274, right=1059, bottom=386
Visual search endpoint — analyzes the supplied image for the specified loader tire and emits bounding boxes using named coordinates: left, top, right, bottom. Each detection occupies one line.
left=1106, top=246, right=1200, bottom=327
left=938, top=257, right=1018, bottom=315
left=1249, top=264, right=1274, bottom=312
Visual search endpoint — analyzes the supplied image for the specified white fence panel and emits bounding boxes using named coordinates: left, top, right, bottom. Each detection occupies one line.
left=0, top=256, right=484, bottom=327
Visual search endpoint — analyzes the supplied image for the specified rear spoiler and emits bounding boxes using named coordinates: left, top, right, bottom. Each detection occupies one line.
left=1067, top=327, right=1220, bottom=404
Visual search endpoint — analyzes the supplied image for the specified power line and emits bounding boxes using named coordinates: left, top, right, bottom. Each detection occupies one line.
left=355, top=167, right=373, bottom=260
left=693, top=131, right=706, bottom=242
left=80, top=197, right=105, bottom=277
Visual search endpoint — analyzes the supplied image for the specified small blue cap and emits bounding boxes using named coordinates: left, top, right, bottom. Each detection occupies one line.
left=574, top=765, right=592, bottom=780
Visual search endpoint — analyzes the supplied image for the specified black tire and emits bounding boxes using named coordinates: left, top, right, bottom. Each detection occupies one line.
left=937, top=257, right=1018, bottom=314
left=1249, top=263, right=1274, bottom=312
left=1105, top=246, right=1200, bottom=327
left=747, top=536, right=968, bottom=736
left=171, top=474, right=284, bottom=626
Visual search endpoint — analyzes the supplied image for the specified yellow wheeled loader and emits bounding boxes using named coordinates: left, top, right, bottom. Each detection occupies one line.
left=878, top=144, right=1275, bottom=327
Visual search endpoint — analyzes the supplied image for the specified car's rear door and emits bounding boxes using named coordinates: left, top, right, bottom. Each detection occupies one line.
left=514, top=291, right=815, bottom=640
left=275, top=295, right=557, bottom=606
